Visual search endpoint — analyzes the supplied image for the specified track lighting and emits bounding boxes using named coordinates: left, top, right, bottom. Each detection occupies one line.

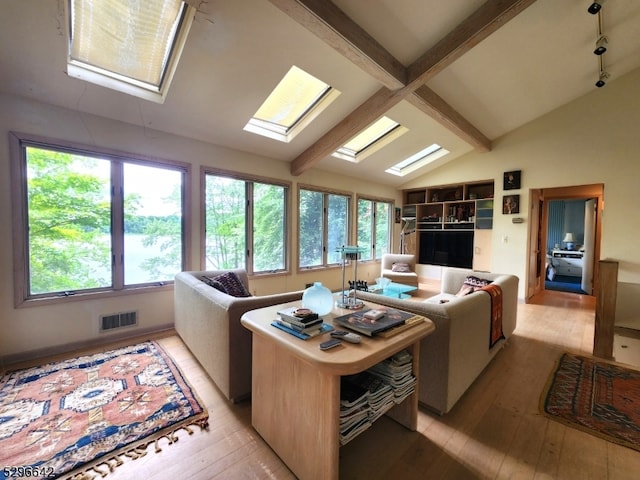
left=594, top=35, right=608, bottom=55
left=595, top=70, right=609, bottom=88
left=587, top=1, right=605, bottom=15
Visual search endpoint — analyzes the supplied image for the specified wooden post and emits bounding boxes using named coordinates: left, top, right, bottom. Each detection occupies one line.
left=593, top=260, right=618, bottom=359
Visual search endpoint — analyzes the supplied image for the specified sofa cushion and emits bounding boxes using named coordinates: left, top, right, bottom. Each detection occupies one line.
left=391, top=262, right=411, bottom=272
left=456, top=275, right=492, bottom=297
left=202, top=272, right=252, bottom=297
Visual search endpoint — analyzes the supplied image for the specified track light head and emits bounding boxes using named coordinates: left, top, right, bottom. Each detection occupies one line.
left=594, top=35, right=608, bottom=55
left=595, top=71, right=610, bottom=88
left=588, top=1, right=605, bottom=15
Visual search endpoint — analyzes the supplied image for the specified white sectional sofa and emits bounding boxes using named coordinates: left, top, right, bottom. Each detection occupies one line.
left=357, top=267, right=519, bottom=414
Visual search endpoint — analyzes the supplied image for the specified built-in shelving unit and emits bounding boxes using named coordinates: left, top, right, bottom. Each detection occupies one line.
left=402, top=180, right=494, bottom=268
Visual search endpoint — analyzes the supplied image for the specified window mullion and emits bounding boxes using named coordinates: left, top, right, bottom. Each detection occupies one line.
left=111, top=162, right=124, bottom=289
left=246, top=182, right=253, bottom=274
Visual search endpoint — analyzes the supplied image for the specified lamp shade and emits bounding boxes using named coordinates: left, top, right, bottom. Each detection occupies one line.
left=562, top=233, right=575, bottom=243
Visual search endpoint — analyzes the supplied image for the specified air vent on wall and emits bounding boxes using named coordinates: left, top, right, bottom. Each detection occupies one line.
left=100, top=311, right=138, bottom=332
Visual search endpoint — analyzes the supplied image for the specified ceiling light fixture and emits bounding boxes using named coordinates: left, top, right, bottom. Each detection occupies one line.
left=596, top=70, right=610, bottom=88
left=590, top=6, right=610, bottom=88
left=594, top=35, right=608, bottom=55
left=587, top=1, right=605, bottom=15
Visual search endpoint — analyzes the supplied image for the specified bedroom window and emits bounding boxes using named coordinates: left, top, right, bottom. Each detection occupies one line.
left=357, top=197, right=392, bottom=261
left=9, top=132, right=189, bottom=306
left=204, top=170, right=289, bottom=274
left=66, top=0, right=195, bottom=103
left=298, top=187, right=350, bottom=269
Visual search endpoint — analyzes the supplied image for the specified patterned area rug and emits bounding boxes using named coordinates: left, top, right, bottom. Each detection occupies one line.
left=0, top=341, right=208, bottom=479
left=541, top=352, right=640, bottom=452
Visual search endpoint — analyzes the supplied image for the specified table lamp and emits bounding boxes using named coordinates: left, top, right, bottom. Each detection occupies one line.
left=562, top=233, right=575, bottom=251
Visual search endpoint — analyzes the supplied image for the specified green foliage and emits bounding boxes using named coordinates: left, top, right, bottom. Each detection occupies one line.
left=26, top=148, right=111, bottom=293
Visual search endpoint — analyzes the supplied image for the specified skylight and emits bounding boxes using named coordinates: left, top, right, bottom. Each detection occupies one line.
left=385, top=144, right=449, bottom=176
left=244, top=66, right=340, bottom=143
left=333, top=116, right=408, bottom=163
left=66, top=0, right=195, bottom=104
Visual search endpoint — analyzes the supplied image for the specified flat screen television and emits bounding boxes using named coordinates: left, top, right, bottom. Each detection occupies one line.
left=419, top=230, right=474, bottom=269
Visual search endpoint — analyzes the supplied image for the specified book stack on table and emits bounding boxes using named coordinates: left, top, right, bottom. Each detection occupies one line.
left=273, top=307, right=331, bottom=339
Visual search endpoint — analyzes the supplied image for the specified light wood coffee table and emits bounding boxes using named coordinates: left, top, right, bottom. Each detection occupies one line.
left=241, top=300, right=435, bottom=480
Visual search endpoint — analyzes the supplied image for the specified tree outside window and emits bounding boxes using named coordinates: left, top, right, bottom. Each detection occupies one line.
left=11, top=134, right=187, bottom=303
left=357, top=197, right=392, bottom=261
left=299, top=188, right=349, bottom=268
left=204, top=171, right=288, bottom=274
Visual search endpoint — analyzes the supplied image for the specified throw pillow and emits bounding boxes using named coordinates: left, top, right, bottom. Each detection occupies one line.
left=201, top=275, right=227, bottom=293
left=391, top=262, right=411, bottom=272
left=455, top=275, right=492, bottom=296
left=212, top=271, right=252, bottom=297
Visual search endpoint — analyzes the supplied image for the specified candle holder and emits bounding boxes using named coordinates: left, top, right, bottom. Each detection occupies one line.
left=336, top=245, right=366, bottom=309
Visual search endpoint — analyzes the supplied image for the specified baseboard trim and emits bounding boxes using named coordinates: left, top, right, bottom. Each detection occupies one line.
left=1, top=324, right=175, bottom=372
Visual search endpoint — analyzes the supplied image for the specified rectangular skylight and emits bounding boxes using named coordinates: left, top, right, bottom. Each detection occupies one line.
left=66, top=0, right=195, bottom=104
left=333, top=116, right=407, bottom=163
left=386, top=144, right=449, bottom=176
left=244, top=66, right=340, bottom=142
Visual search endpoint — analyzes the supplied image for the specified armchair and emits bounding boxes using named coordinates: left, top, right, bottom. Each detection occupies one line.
left=380, top=253, right=419, bottom=287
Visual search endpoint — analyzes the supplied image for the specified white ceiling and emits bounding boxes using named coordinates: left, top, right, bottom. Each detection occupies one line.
left=1, top=0, right=639, bottom=187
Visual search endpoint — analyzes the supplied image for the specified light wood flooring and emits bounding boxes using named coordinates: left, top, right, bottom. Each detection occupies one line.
left=11, top=287, right=640, bottom=479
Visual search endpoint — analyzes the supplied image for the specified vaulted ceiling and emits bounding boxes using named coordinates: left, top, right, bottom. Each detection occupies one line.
left=2, top=0, right=640, bottom=187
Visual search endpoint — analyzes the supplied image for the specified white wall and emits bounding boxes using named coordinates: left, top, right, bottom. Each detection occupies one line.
left=403, top=66, right=640, bottom=296
left=0, top=93, right=398, bottom=359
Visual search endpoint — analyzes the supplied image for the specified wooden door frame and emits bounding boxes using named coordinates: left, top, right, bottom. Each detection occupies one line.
left=526, top=184, right=604, bottom=302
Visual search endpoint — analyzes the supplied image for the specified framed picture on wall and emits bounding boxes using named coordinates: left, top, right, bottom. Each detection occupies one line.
left=395, top=207, right=401, bottom=223
left=503, top=195, right=520, bottom=214
left=503, top=170, right=521, bottom=190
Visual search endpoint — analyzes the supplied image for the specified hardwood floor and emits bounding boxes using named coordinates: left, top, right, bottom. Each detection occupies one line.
left=11, top=288, right=640, bottom=479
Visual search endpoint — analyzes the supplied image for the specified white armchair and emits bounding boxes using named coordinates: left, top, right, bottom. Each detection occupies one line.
left=380, top=253, right=419, bottom=287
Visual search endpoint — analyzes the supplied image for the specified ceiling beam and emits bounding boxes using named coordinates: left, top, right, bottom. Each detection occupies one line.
left=290, top=87, right=404, bottom=176
left=410, top=86, right=491, bottom=152
left=268, top=0, right=406, bottom=89
left=406, top=0, right=539, bottom=89
left=270, top=0, right=536, bottom=175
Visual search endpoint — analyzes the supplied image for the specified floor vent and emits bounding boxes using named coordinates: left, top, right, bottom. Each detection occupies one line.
left=100, top=311, right=138, bottom=332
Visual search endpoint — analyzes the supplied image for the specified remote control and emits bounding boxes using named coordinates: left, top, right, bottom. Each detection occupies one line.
left=319, top=338, right=342, bottom=350
left=330, top=330, right=362, bottom=344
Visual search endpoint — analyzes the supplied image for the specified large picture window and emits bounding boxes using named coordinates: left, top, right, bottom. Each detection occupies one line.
left=357, top=197, right=392, bottom=261
left=204, top=170, right=289, bottom=274
left=299, top=187, right=350, bottom=269
left=10, top=133, right=188, bottom=305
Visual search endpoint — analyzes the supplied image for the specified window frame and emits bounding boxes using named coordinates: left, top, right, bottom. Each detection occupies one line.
left=9, top=132, right=191, bottom=307
left=356, top=195, right=394, bottom=261
left=297, top=185, right=352, bottom=271
left=65, top=0, right=196, bottom=104
left=201, top=167, right=292, bottom=277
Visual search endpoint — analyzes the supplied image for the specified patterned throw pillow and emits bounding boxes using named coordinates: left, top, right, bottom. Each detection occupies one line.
left=391, top=262, right=411, bottom=272
left=201, top=272, right=252, bottom=297
left=455, top=275, right=492, bottom=297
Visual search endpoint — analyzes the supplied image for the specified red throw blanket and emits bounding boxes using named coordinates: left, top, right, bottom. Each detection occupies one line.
left=481, top=283, right=504, bottom=348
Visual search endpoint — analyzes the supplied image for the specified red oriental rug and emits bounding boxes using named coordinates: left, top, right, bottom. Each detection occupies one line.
left=0, top=341, right=208, bottom=479
left=541, top=352, right=640, bottom=452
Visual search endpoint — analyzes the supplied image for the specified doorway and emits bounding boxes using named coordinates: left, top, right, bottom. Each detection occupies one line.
left=526, top=184, right=604, bottom=302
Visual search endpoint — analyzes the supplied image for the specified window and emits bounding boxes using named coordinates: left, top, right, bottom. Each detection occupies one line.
left=66, top=0, right=195, bottom=103
left=333, top=116, right=408, bottom=163
left=385, top=143, right=449, bottom=176
left=357, top=197, right=392, bottom=261
left=299, top=187, right=350, bottom=269
left=10, top=133, right=188, bottom=305
left=244, top=66, right=340, bottom=142
left=204, top=170, right=289, bottom=274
